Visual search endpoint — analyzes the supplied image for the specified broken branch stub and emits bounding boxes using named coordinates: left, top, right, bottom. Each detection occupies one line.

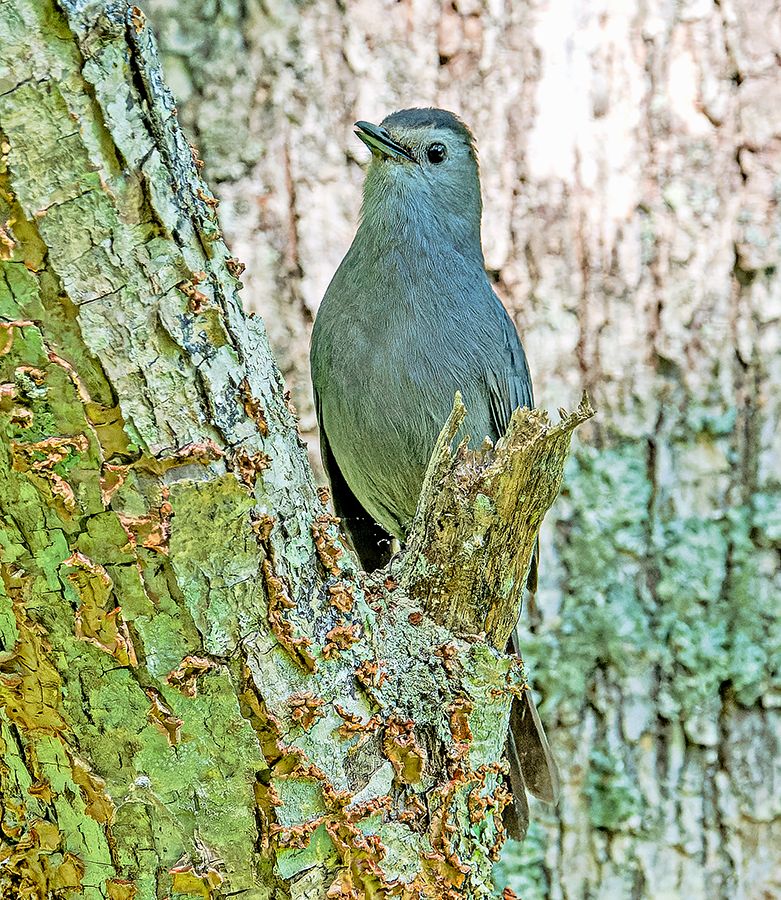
left=400, top=392, right=594, bottom=649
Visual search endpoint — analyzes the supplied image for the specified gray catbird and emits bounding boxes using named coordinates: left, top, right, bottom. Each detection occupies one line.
left=310, top=108, right=558, bottom=838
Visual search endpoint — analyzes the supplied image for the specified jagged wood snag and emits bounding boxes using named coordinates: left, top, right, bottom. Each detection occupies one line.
left=402, top=393, right=595, bottom=649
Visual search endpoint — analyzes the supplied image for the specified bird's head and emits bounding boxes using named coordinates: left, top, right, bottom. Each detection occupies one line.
left=355, top=108, right=483, bottom=252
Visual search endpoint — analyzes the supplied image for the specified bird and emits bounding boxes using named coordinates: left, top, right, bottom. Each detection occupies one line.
left=310, top=108, right=558, bottom=838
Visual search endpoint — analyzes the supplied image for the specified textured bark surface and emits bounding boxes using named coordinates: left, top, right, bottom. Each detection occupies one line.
left=0, top=3, right=575, bottom=898
left=143, top=0, right=781, bottom=897
left=0, top=2, right=315, bottom=896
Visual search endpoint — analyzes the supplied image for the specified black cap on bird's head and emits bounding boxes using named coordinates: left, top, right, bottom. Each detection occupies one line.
left=354, top=108, right=477, bottom=168
left=380, top=108, right=476, bottom=147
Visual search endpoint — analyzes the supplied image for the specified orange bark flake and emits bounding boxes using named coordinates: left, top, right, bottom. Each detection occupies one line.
left=46, top=351, right=92, bottom=404
left=69, top=755, right=115, bottom=825
left=238, top=666, right=307, bottom=772
left=427, top=779, right=474, bottom=878
left=344, top=795, right=392, bottom=824
left=326, top=868, right=360, bottom=900
left=253, top=777, right=282, bottom=810
left=178, top=275, right=210, bottom=312
left=225, top=257, right=246, bottom=278
left=238, top=377, right=269, bottom=436
left=116, top=505, right=172, bottom=554
left=27, top=779, right=53, bottom=806
left=160, top=440, right=225, bottom=467
left=23, top=818, right=61, bottom=852
left=288, top=691, right=326, bottom=731
left=169, top=858, right=223, bottom=896
left=15, top=364, right=46, bottom=384
left=251, top=513, right=276, bottom=541
left=420, top=849, right=470, bottom=892
left=433, top=643, right=459, bottom=676
left=382, top=718, right=427, bottom=784
left=311, top=513, right=345, bottom=575
left=11, top=409, right=33, bottom=428
left=129, top=5, right=146, bottom=33
left=268, top=820, right=320, bottom=851
left=446, top=699, right=473, bottom=743
left=106, top=879, right=139, bottom=900
left=65, top=552, right=138, bottom=667
left=468, top=786, right=487, bottom=824
left=322, top=624, right=361, bottom=660
left=144, top=689, right=183, bottom=745
left=328, top=581, right=355, bottom=613
left=334, top=705, right=380, bottom=743
left=288, top=760, right=330, bottom=783
left=325, top=820, right=388, bottom=886
left=0, top=320, right=35, bottom=357
left=488, top=782, right=513, bottom=861
left=11, top=434, right=89, bottom=515
left=397, top=788, right=427, bottom=826
left=263, top=559, right=317, bottom=672
left=0, top=224, right=16, bottom=260
left=48, top=851, right=85, bottom=891
left=354, top=659, right=387, bottom=690
left=100, top=463, right=130, bottom=505
left=196, top=188, right=220, bottom=210
left=166, top=656, right=218, bottom=698
left=322, top=783, right=354, bottom=809
left=189, top=142, right=204, bottom=170
left=283, top=390, right=297, bottom=418
left=231, top=446, right=271, bottom=487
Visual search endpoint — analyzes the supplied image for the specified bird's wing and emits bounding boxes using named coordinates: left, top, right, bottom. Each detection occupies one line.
left=502, top=728, right=530, bottom=842
left=484, top=304, right=538, bottom=591
left=485, top=305, right=534, bottom=439
left=315, top=395, right=394, bottom=572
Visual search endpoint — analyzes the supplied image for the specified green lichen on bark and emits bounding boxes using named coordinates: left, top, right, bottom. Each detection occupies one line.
left=522, top=439, right=781, bottom=721
left=0, top=0, right=314, bottom=896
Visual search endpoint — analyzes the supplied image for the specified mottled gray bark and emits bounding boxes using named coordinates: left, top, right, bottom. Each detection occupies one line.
left=144, top=0, right=781, bottom=897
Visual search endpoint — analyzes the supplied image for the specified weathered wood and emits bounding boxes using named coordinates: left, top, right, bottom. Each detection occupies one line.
left=402, top=394, right=594, bottom=649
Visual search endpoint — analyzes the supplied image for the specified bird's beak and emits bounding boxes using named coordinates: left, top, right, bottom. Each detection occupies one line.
left=354, top=121, right=416, bottom=162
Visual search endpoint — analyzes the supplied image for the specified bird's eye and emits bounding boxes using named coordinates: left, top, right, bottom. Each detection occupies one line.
left=426, top=143, right=447, bottom=164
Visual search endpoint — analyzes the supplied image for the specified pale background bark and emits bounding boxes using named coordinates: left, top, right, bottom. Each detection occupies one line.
left=144, top=0, right=781, bottom=897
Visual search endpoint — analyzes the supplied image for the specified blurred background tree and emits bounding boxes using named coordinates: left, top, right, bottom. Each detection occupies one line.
left=142, top=1, right=781, bottom=896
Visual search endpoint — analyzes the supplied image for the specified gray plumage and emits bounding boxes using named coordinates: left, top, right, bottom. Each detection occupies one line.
left=311, top=110, right=557, bottom=841
left=311, top=108, right=533, bottom=567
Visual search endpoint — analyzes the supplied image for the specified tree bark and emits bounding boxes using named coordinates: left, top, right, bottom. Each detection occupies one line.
left=0, top=3, right=582, bottom=898
left=141, top=0, right=781, bottom=898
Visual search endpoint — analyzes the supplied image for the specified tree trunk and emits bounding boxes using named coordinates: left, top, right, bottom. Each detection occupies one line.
left=0, top=3, right=581, bottom=898
left=141, top=0, right=781, bottom=898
